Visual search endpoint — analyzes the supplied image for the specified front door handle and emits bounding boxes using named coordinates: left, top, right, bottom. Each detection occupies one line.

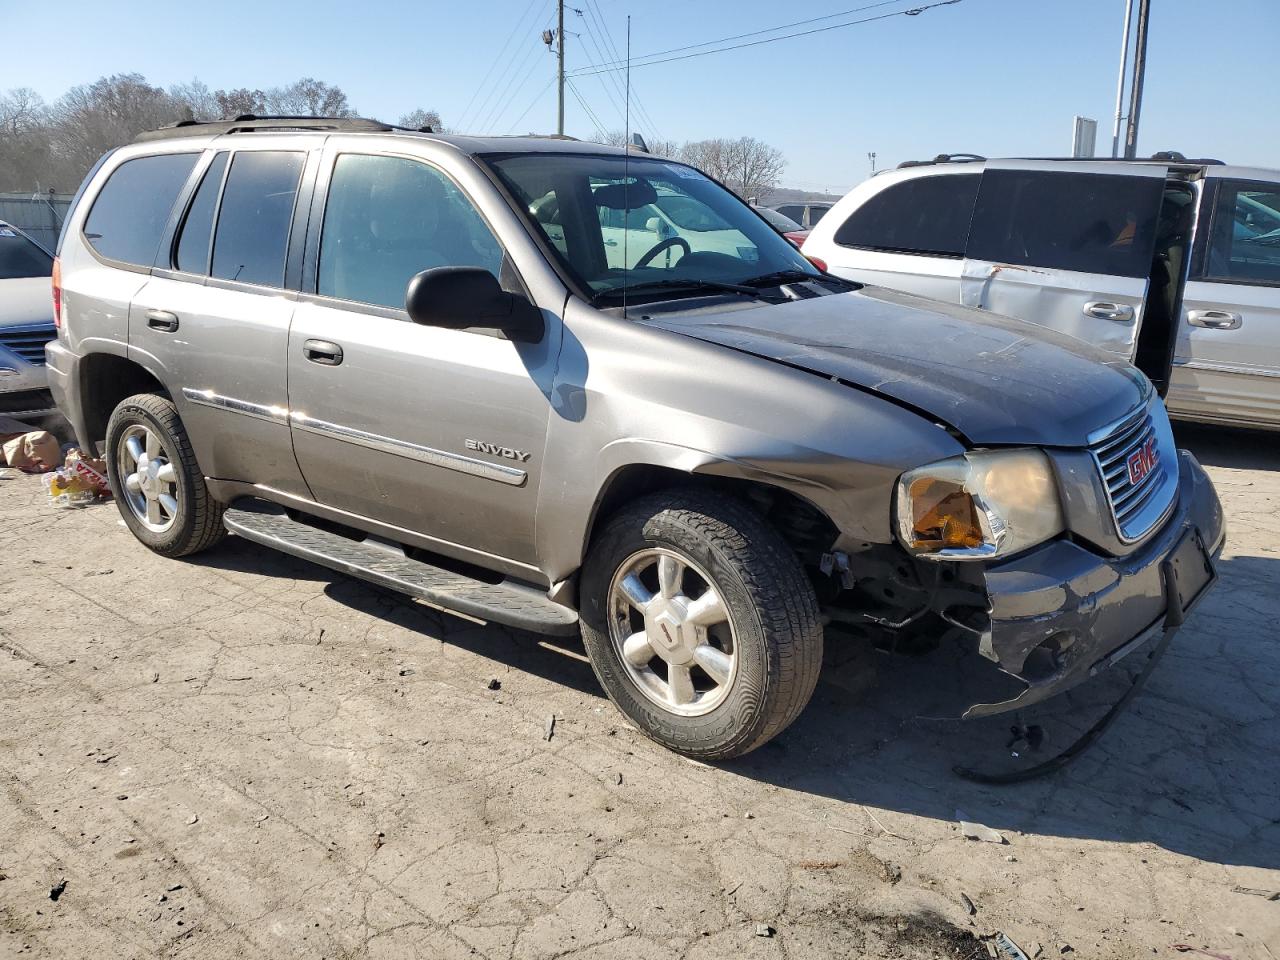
left=1083, top=301, right=1135, bottom=322
left=1187, top=309, right=1242, bottom=330
left=303, top=339, right=344, bottom=365
left=145, top=309, right=179, bottom=332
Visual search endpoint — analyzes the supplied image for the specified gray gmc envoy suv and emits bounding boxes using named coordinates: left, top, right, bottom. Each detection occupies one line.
left=47, top=116, right=1224, bottom=760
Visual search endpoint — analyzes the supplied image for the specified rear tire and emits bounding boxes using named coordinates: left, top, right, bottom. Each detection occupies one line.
left=105, top=393, right=226, bottom=558
left=579, top=489, right=823, bottom=760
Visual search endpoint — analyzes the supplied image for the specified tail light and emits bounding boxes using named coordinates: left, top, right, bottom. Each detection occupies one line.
left=806, top=255, right=828, bottom=272
left=52, top=257, right=63, bottom=329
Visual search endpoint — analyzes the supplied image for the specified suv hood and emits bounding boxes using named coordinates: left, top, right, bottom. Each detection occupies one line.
left=0, top=277, right=54, bottom=328
left=641, top=285, right=1148, bottom=446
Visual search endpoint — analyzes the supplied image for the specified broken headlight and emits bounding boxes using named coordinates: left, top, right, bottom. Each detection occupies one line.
left=895, top=449, right=1064, bottom=560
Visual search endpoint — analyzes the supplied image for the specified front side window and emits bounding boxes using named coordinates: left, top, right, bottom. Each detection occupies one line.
left=211, top=151, right=305, bottom=287
left=967, top=170, right=1163, bottom=277
left=84, top=153, right=198, bottom=266
left=0, top=227, right=52, bottom=279
left=835, top=174, right=980, bottom=257
left=318, top=154, right=503, bottom=309
left=1203, top=180, right=1280, bottom=285
left=489, top=154, right=819, bottom=300
left=174, top=152, right=229, bottom=274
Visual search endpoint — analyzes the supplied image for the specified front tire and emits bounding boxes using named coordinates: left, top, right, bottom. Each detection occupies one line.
left=105, top=393, right=226, bottom=558
left=580, top=490, right=823, bottom=760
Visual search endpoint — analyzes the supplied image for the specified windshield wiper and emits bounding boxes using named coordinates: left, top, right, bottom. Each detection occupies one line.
left=741, top=269, right=860, bottom=289
left=594, top=278, right=763, bottom=302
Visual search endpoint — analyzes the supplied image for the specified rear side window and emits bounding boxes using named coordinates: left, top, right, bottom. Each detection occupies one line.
left=808, top=205, right=830, bottom=224
left=174, top=152, right=229, bottom=274
left=834, top=174, right=979, bottom=257
left=967, top=170, right=1162, bottom=277
left=1202, top=180, right=1280, bottom=286
left=83, top=154, right=198, bottom=266
left=211, top=151, right=305, bottom=287
left=776, top=205, right=805, bottom=223
left=0, top=228, right=53, bottom=279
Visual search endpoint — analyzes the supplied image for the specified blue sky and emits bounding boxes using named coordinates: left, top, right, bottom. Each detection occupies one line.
left=5, top=0, right=1275, bottom=193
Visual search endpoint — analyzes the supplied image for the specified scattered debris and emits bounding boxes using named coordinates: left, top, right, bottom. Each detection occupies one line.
left=1172, top=946, right=1233, bottom=960
left=166, top=884, right=183, bottom=892
left=614, top=772, right=623, bottom=785
left=754, top=923, right=775, bottom=938
left=993, top=932, right=1030, bottom=959
left=1058, top=944, right=1073, bottom=954
left=1231, top=885, right=1280, bottom=901
left=254, top=813, right=269, bottom=823
left=744, top=811, right=755, bottom=820
left=150, top=671, right=160, bottom=683
left=1030, top=942, right=1043, bottom=958
left=861, top=804, right=909, bottom=840
left=543, top=715, right=556, bottom=741
left=4, top=431, right=60, bottom=474
left=959, top=892, right=976, bottom=915
left=185, top=814, right=199, bottom=826
left=398, top=668, right=414, bottom=677
left=94, top=754, right=116, bottom=764
left=880, top=861, right=902, bottom=884
left=374, top=831, right=386, bottom=851
left=797, top=860, right=841, bottom=871
left=486, top=678, right=501, bottom=690
left=956, top=810, right=1006, bottom=844
left=116, top=794, right=129, bottom=801
left=49, top=878, right=67, bottom=901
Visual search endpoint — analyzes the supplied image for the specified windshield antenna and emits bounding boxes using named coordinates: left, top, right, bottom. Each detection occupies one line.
left=622, top=14, right=631, bottom=319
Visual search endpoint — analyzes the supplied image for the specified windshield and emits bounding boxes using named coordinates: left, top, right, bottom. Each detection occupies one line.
left=486, top=153, right=820, bottom=301
left=756, top=206, right=804, bottom=232
left=0, top=227, right=52, bottom=280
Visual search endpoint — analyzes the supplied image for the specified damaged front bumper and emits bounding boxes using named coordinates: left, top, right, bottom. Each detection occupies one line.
left=965, top=450, right=1224, bottom=718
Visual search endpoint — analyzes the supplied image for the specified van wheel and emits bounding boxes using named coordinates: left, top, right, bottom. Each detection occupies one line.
left=105, top=393, right=225, bottom=557
left=579, top=490, right=823, bottom=760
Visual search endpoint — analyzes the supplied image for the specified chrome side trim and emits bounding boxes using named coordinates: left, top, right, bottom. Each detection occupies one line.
left=1173, top=358, right=1280, bottom=380
left=181, top=388, right=289, bottom=425
left=289, top=412, right=527, bottom=486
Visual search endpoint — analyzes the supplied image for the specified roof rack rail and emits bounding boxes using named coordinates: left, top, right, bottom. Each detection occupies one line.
left=897, top=153, right=986, bottom=169
left=133, top=115, right=395, bottom=143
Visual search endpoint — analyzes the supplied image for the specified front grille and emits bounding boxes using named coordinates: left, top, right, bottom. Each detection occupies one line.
left=1088, top=403, right=1177, bottom=543
left=0, top=324, right=56, bottom=366
left=0, top=388, right=54, bottom=415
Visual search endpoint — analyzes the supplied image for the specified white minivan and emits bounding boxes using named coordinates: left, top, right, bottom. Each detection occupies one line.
left=803, top=155, right=1280, bottom=431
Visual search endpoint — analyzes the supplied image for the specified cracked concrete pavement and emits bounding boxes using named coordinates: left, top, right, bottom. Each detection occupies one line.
left=0, top=422, right=1277, bottom=959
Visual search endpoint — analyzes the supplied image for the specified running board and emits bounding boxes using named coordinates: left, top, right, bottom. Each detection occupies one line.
left=223, top=502, right=579, bottom=636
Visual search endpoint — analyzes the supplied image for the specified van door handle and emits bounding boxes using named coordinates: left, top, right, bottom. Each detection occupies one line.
left=145, top=309, right=179, bottom=332
left=1187, top=309, right=1242, bottom=330
left=1083, top=301, right=1134, bottom=322
left=303, top=339, right=344, bottom=365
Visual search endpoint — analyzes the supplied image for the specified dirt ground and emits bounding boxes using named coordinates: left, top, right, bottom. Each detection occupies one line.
left=1, top=422, right=1277, bottom=960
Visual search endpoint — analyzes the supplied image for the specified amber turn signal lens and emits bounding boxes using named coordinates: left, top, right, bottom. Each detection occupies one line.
left=904, top=477, right=985, bottom=550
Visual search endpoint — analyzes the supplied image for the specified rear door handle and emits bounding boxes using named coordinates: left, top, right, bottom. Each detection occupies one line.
left=145, top=309, right=179, bottom=332
left=1187, top=309, right=1242, bottom=330
left=1083, top=301, right=1135, bottom=322
left=303, top=339, right=344, bottom=365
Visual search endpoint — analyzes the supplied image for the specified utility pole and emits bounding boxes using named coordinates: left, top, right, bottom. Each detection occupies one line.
left=1123, top=0, right=1151, bottom=160
left=867, top=151, right=877, bottom=174
left=557, top=0, right=565, bottom=136
left=1110, top=0, right=1134, bottom=157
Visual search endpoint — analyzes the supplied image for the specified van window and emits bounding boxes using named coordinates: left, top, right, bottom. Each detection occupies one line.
left=174, top=152, right=229, bottom=274
left=211, top=151, right=305, bottom=287
left=0, top=228, right=52, bottom=279
left=1203, top=180, right=1280, bottom=286
left=317, top=154, right=503, bottom=309
left=834, top=174, right=979, bottom=257
left=775, top=204, right=805, bottom=223
left=83, top=153, right=198, bottom=266
left=967, top=170, right=1162, bottom=277
left=808, top=204, right=831, bottom=225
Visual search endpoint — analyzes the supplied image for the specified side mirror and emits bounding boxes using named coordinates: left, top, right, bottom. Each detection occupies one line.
left=404, top=267, right=543, bottom=342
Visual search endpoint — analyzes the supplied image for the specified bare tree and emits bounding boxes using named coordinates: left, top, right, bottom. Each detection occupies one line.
left=398, top=108, right=444, bottom=132
left=678, top=137, right=785, bottom=200
left=214, top=87, right=267, bottom=117
left=170, top=79, right=221, bottom=121
left=264, top=78, right=354, bottom=117
left=0, top=88, right=53, bottom=192
left=0, top=88, right=46, bottom=137
left=600, top=129, right=679, bottom=158
left=49, top=74, right=184, bottom=181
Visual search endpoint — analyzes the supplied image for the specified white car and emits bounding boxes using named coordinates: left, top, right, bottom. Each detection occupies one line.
left=803, top=155, right=1280, bottom=431
left=0, top=221, right=57, bottom=420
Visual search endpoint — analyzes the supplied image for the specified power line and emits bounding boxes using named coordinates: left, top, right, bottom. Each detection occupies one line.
left=505, top=75, right=557, bottom=134
left=454, top=0, right=542, bottom=130
left=565, top=79, right=608, bottom=141
left=474, top=8, right=558, bottom=133
left=468, top=1, right=555, bottom=132
left=580, top=0, right=662, bottom=142
left=569, top=0, right=962, bottom=77
left=573, top=9, right=657, bottom=142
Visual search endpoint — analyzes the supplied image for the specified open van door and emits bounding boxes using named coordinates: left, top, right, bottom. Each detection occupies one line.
left=961, top=160, right=1169, bottom=361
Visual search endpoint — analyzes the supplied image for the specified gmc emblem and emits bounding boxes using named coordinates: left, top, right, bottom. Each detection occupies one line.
left=1127, top=436, right=1159, bottom=486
